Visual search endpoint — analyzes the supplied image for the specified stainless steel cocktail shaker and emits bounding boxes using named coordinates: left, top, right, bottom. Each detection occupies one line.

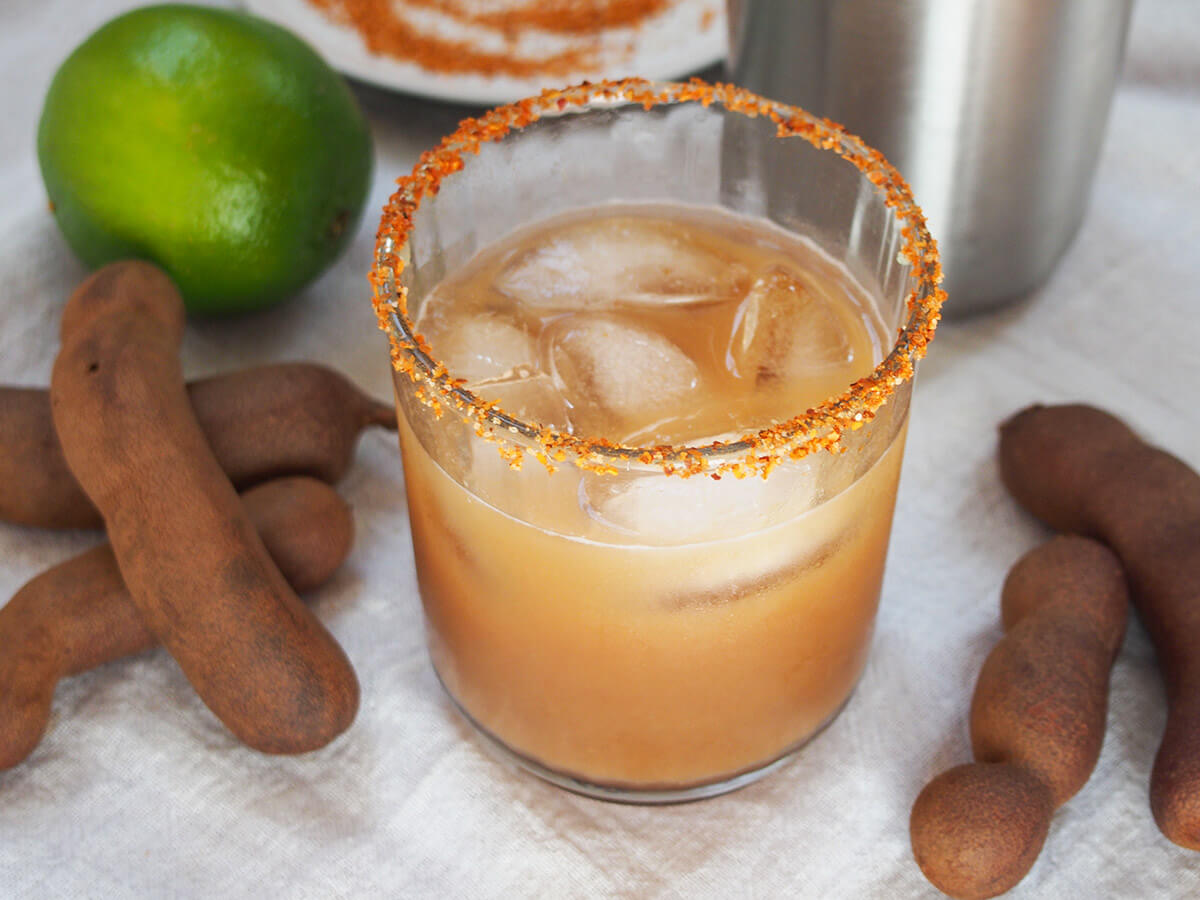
left=727, top=0, right=1133, bottom=316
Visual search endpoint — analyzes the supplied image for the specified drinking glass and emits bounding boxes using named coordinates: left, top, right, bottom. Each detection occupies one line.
left=371, top=80, right=943, bottom=803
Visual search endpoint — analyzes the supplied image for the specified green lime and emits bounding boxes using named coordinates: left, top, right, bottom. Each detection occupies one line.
left=37, top=4, right=373, bottom=315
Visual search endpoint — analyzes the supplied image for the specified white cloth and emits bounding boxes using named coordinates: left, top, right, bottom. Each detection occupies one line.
left=2, top=1, right=1199, bottom=896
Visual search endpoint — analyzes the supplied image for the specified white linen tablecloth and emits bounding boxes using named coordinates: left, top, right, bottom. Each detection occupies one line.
left=2, top=1, right=1199, bottom=896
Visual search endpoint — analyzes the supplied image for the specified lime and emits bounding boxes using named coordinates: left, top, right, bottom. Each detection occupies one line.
left=37, top=4, right=373, bottom=315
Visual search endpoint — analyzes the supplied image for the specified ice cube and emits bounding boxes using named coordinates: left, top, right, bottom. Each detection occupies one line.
left=495, top=217, right=749, bottom=311
left=581, top=447, right=825, bottom=545
left=418, top=308, right=536, bottom=383
left=465, top=406, right=582, bottom=532
left=581, top=470, right=774, bottom=544
left=471, top=372, right=570, bottom=431
left=655, top=450, right=867, bottom=606
left=662, top=531, right=845, bottom=611
left=545, top=314, right=701, bottom=440
left=728, top=266, right=856, bottom=385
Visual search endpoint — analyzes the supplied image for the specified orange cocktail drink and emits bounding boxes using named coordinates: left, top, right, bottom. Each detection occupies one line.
left=372, top=80, right=943, bottom=802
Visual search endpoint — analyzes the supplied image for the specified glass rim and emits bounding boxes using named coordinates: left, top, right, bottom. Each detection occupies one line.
left=370, top=78, right=945, bottom=479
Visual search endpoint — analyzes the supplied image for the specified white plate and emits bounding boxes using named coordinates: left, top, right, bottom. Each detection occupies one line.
left=241, top=0, right=727, bottom=106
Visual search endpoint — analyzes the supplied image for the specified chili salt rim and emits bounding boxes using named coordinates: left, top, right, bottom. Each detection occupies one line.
left=370, top=78, right=945, bottom=479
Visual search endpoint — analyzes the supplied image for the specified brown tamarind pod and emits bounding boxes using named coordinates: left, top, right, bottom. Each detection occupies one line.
left=999, top=403, right=1200, bottom=849
left=999, top=535, right=1128, bottom=659
left=911, top=537, right=1129, bottom=898
left=49, top=261, right=359, bottom=754
left=973, top=536, right=1129, bottom=806
left=910, top=762, right=1054, bottom=900
left=0, top=477, right=354, bottom=770
left=0, top=363, right=395, bottom=529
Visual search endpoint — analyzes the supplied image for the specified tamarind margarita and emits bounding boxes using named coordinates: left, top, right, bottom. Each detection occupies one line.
left=373, top=81, right=944, bottom=802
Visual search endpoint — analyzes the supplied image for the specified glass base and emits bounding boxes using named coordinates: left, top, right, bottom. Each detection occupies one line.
left=438, top=671, right=857, bottom=805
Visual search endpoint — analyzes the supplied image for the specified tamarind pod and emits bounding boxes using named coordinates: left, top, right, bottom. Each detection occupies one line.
left=911, top=762, right=1053, bottom=900
left=0, top=477, right=354, bottom=770
left=0, top=363, right=395, bottom=529
left=999, top=535, right=1129, bottom=660
left=49, top=261, right=359, bottom=754
left=972, top=537, right=1129, bottom=807
left=911, top=537, right=1129, bottom=898
left=999, top=403, right=1200, bottom=849
left=0, top=387, right=82, bottom=528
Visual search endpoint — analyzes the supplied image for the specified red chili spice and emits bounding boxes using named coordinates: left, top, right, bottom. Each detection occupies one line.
left=309, top=0, right=671, bottom=78
left=407, top=0, right=671, bottom=34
